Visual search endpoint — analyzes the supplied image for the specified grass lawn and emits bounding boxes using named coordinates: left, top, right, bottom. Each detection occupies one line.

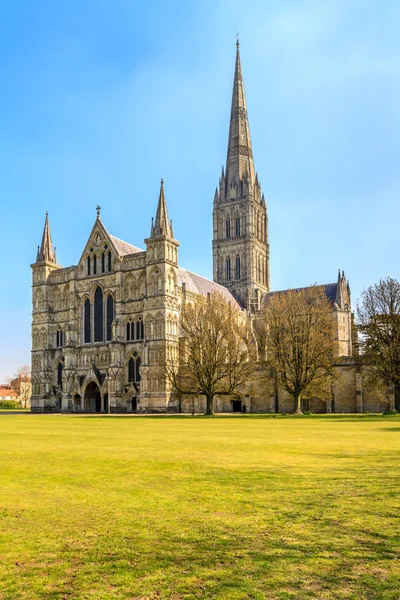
left=0, top=415, right=399, bottom=599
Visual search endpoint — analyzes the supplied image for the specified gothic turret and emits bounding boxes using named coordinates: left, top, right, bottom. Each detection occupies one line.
left=36, top=212, right=57, bottom=264
left=144, top=179, right=180, bottom=412
left=150, top=179, right=173, bottom=238
left=212, top=41, right=270, bottom=308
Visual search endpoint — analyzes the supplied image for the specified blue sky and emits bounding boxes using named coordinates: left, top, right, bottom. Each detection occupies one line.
left=0, top=0, right=399, bottom=381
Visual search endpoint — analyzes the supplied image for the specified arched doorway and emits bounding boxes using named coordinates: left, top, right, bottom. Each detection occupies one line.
left=84, top=381, right=102, bottom=412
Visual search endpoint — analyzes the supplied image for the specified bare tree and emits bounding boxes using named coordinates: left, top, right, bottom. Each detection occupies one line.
left=8, top=365, right=32, bottom=408
left=261, top=287, right=335, bottom=414
left=356, top=277, right=400, bottom=404
left=166, top=293, right=252, bottom=414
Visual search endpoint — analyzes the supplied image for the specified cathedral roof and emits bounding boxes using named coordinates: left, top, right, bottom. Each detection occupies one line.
left=109, top=235, right=142, bottom=256
left=263, top=283, right=337, bottom=301
left=178, top=267, right=242, bottom=309
left=262, top=280, right=350, bottom=311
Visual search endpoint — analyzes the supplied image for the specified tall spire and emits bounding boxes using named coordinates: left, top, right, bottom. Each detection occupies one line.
left=212, top=41, right=270, bottom=307
left=225, top=39, right=255, bottom=191
left=151, top=179, right=173, bottom=238
left=36, top=212, right=57, bottom=263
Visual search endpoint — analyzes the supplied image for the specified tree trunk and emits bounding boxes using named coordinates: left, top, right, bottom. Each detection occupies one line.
left=294, top=393, right=302, bottom=414
left=205, top=394, right=214, bottom=415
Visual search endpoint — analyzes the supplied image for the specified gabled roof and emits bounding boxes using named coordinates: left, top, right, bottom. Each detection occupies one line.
left=178, top=267, right=242, bottom=310
left=109, top=235, right=142, bottom=256
left=77, top=214, right=143, bottom=267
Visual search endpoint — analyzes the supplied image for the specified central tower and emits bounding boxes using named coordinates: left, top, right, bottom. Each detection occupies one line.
left=212, top=41, right=270, bottom=309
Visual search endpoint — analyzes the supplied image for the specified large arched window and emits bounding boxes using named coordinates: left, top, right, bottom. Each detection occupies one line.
left=84, top=298, right=91, bottom=343
left=57, top=361, right=63, bottom=391
left=128, top=358, right=134, bottom=382
left=94, top=287, right=103, bottom=342
left=106, top=295, right=114, bottom=341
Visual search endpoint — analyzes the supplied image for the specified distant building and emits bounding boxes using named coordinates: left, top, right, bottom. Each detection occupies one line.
left=31, top=43, right=382, bottom=414
left=0, top=387, right=20, bottom=402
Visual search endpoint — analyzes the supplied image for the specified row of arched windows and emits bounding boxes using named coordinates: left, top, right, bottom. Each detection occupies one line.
left=225, top=256, right=241, bottom=282
left=83, top=288, right=114, bottom=343
left=126, top=318, right=144, bottom=342
left=87, top=252, right=112, bottom=276
left=225, top=217, right=241, bottom=240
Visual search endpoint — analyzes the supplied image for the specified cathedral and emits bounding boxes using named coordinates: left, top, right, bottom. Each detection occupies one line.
left=31, top=42, right=365, bottom=414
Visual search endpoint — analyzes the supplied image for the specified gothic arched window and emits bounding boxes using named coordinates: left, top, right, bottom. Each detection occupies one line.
left=94, top=287, right=103, bottom=342
left=102, top=253, right=105, bottom=273
left=108, top=252, right=112, bottom=272
left=128, top=353, right=141, bottom=383
left=235, top=217, right=240, bottom=237
left=136, top=318, right=144, bottom=340
left=106, top=295, right=114, bottom=341
left=87, top=256, right=91, bottom=276
left=126, top=322, right=131, bottom=342
left=128, top=358, right=134, bottom=382
left=226, top=219, right=231, bottom=240
left=84, top=299, right=91, bottom=343
left=57, top=361, right=63, bottom=391
left=226, top=257, right=231, bottom=282
left=235, top=256, right=241, bottom=280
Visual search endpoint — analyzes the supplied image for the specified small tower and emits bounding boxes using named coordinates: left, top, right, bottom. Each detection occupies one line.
left=212, top=40, right=270, bottom=309
left=143, top=180, right=180, bottom=411
left=333, top=269, right=353, bottom=357
left=31, top=213, right=60, bottom=409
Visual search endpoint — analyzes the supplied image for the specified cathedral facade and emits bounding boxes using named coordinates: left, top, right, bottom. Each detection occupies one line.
left=31, top=42, right=365, bottom=414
